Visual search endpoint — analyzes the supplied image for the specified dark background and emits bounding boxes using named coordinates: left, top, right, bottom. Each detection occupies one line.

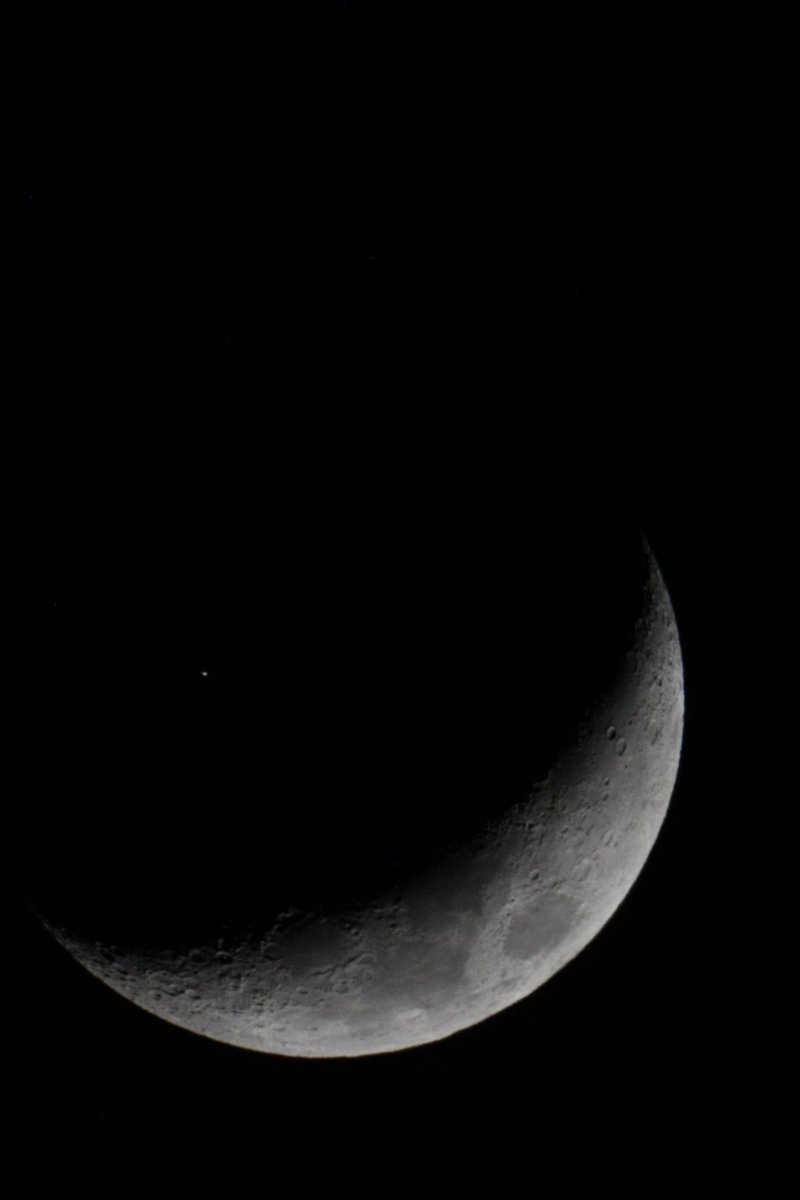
left=4, top=6, right=789, bottom=1191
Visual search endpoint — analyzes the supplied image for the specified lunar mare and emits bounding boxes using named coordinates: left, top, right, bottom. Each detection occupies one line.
left=45, top=540, right=683, bottom=1057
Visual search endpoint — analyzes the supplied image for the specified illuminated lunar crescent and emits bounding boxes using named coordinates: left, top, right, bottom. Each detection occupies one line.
left=43, top=537, right=683, bottom=1057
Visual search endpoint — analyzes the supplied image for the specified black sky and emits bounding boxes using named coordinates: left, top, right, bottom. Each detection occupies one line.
left=6, top=6, right=790, bottom=1191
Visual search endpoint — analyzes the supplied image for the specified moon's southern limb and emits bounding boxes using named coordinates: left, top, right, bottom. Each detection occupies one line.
left=43, top=538, right=683, bottom=1058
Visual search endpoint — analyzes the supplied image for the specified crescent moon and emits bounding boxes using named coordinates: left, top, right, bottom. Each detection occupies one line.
left=41, top=536, right=684, bottom=1057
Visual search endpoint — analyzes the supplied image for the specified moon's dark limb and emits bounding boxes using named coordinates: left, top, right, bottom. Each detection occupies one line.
left=26, top=496, right=683, bottom=1056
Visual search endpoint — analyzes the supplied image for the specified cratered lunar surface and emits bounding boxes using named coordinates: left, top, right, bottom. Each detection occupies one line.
left=36, top=532, right=683, bottom=1058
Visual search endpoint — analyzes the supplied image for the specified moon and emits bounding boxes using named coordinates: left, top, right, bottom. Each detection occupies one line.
left=38, top=534, right=683, bottom=1058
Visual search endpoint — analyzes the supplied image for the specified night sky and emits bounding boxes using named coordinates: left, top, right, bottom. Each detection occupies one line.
left=6, top=7, right=789, bottom=1191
